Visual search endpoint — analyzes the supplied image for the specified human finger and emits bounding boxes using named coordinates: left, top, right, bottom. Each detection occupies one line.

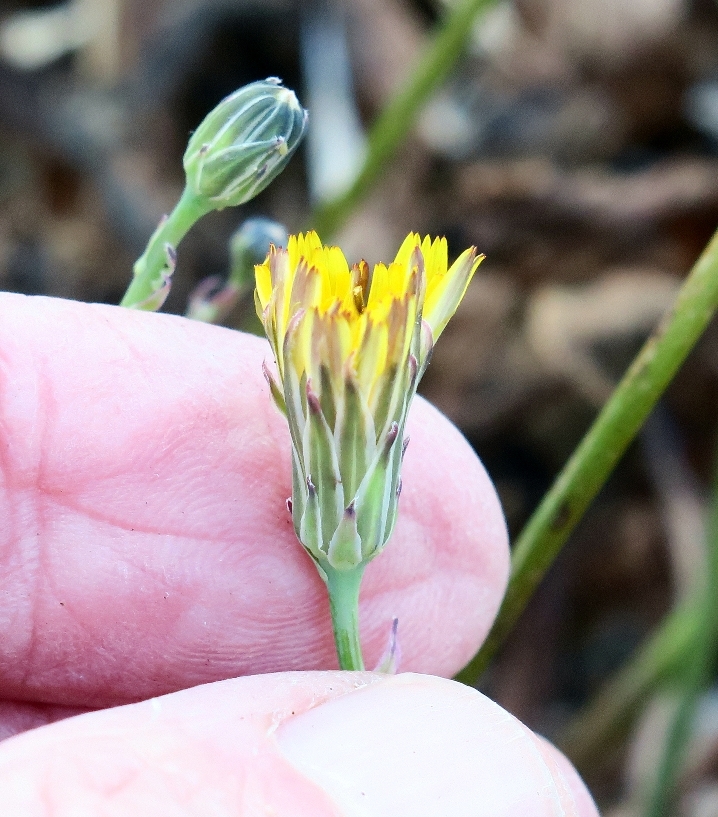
left=0, top=294, right=508, bottom=707
left=0, top=671, right=598, bottom=816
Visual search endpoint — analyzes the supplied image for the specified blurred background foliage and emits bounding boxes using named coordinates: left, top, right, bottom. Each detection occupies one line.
left=3, top=0, right=718, bottom=813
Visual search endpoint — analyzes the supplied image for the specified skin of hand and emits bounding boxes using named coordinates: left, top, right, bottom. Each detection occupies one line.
left=0, top=293, right=599, bottom=815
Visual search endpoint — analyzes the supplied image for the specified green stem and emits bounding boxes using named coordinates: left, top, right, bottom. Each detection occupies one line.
left=642, top=644, right=704, bottom=817
left=325, top=566, right=365, bottom=671
left=555, top=440, right=718, bottom=781
left=641, top=449, right=718, bottom=817
left=556, top=602, right=700, bottom=770
left=121, top=186, right=211, bottom=309
left=456, top=225, right=718, bottom=687
left=311, top=0, right=496, bottom=238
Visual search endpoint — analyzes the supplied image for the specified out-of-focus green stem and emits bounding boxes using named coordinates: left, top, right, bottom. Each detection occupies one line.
left=641, top=450, right=718, bottom=817
left=557, top=603, right=700, bottom=770
left=643, top=635, right=705, bottom=816
left=456, top=226, right=718, bottom=687
left=326, top=566, right=365, bottom=671
left=312, top=0, right=495, bottom=239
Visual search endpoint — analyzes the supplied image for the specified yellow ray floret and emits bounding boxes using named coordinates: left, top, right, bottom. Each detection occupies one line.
left=255, top=231, right=483, bottom=390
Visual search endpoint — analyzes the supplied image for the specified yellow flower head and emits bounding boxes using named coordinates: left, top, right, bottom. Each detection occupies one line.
left=256, top=231, right=482, bottom=387
left=255, top=232, right=483, bottom=573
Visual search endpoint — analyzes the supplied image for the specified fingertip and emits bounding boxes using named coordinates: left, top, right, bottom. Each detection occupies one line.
left=0, top=295, right=510, bottom=700
left=533, top=736, right=600, bottom=817
left=277, top=673, right=593, bottom=816
left=0, top=673, right=596, bottom=817
left=0, top=673, right=381, bottom=816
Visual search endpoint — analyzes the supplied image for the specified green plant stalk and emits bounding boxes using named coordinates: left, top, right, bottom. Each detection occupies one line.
left=325, top=566, right=366, bottom=671
left=641, top=448, right=718, bottom=817
left=312, top=0, right=495, bottom=238
left=121, top=187, right=211, bottom=309
left=456, top=225, right=718, bottom=687
left=556, top=438, right=718, bottom=775
left=642, top=631, right=705, bottom=817
left=557, top=602, right=699, bottom=770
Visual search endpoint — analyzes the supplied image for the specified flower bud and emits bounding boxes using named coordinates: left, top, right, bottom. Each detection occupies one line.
left=229, top=217, right=288, bottom=291
left=185, top=218, right=288, bottom=324
left=183, top=78, right=308, bottom=209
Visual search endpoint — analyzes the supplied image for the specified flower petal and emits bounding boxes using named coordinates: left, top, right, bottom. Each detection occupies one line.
left=423, top=249, right=484, bottom=341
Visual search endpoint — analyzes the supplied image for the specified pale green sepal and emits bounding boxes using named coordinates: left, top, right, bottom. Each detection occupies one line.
left=370, top=363, right=398, bottom=444
left=378, top=355, right=421, bottom=544
left=262, top=360, right=287, bottom=416
left=318, top=365, right=337, bottom=430
left=298, top=369, right=309, bottom=419
left=338, top=376, right=373, bottom=500
left=418, top=319, right=435, bottom=378
left=305, top=387, right=344, bottom=546
left=299, top=476, right=323, bottom=561
left=372, top=317, right=420, bottom=443
left=372, top=345, right=417, bottom=445
left=308, top=551, right=328, bottom=584
left=365, top=347, right=418, bottom=552
left=381, top=430, right=406, bottom=546
left=253, top=288, right=265, bottom=329
left=327, top=503, right=363, bottom=571
left=354, top=421, right=400, bottom=560
left=290, top=447, right=306, bottom=539
left=281, top=334, right=309, bottom=475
